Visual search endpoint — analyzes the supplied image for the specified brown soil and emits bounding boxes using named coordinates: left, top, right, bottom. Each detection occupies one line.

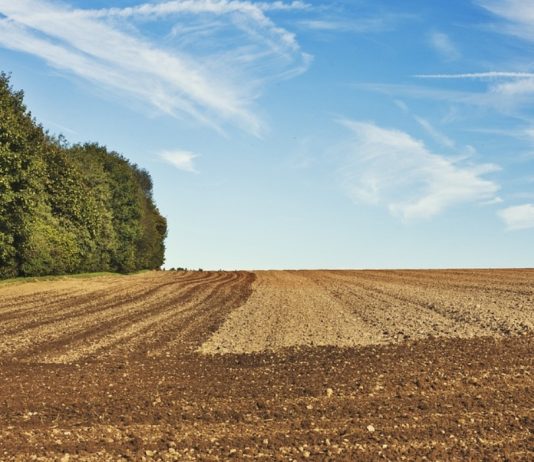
left=0, top=269, right=532, bottom=460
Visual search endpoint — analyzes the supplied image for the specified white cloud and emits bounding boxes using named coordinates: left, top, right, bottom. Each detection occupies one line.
left=82, top=0, right=307, bottom=53
left=477, top=0, right=534, bottom=42
left=415, top=71, right=534, bottom=79
left=498, top=204, right=534, bottom=230
left=428, top=31, right=460, bottom=61
left=490, top=77, right=534, bottom=96
left=338, top=120, right=500, bottom=220
left=87, top=0, right=310, bottom=19
left=160, top=150, right=199, bottom=173
left=0, top=0, right=311, bottom=135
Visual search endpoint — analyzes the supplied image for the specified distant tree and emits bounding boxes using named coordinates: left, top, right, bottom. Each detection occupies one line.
left=0, top=72, right=167, bottom=278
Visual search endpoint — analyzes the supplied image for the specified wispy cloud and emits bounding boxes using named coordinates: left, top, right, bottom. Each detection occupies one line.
left=337, top=120, right=500, bottom=220
left=359, top=75, right=534, bottom=117
left=413, top=71, right=534, bottom=103
left=498, top=203, right=534, bottom=230
left=426, top=2, right=534, bottom=113
left=416, top=0, right=534, bottom=108
left=0, top=0, right=311, bottom=135
left=477, top=0, right=534, bottom=42
left=86, top=0, right=310, bottom=18
left=413, top=115, right=456, bottom=148
left=415, top=72, right=534, bottom=79
left=298, top=19, right=345, bottom=31
left=298, top=17, right=392, bottom=33
left=160, top=150, right=199, bottom=173
left=394, top=99, right=456, bottom=149
left=414, top=73, right=534, bottom=109
left=81, top=0, right=308, bottom=54
left=359, top=82, right=485, bottom=105
left=428, top=31, right=460, bottom=61
left=296, top=8, right=415, bottom=35
left=258, top=1, right=310, bottom=12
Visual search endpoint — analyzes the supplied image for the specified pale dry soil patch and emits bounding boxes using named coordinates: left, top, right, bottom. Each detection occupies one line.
left=200, top=269, right=533, bottom=354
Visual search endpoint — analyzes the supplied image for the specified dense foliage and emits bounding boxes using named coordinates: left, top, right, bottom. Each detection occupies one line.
left=0, top=73, right=167, bottom=277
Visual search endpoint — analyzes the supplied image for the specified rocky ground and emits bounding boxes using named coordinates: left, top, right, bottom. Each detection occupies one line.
left=0, top=269, right=532, bottom=460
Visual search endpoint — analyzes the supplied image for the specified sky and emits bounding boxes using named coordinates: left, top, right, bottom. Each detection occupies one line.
left=0, top=0, right=533, bottom=270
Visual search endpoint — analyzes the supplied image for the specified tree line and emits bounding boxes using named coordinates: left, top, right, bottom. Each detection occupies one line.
left=0, top=72, right=167, bottom=278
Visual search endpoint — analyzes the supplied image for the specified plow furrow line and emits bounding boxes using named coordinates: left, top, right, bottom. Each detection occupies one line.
left=85, top=273, right=246, bottom=358
left=154, top=272, right=256, bottom=355
left=333, top=269, right=534, bottom=293
left=0, top=271, right=214, bottom=324
left=26, top=273, right=238, bottom=363
left=319, top=271, right=532, bottom=336
left=0, top=272, right=222, bottom=339
left=0, top=273, right=225, bottom=360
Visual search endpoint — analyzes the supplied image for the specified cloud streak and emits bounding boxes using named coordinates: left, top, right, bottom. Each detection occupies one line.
left=86, top=0, right=310, bottom=19
left=415, top=72, right=534, bottom=79
left=338, top=120, right=500, bottom=220
left=0, top=0, right=311, bottom=135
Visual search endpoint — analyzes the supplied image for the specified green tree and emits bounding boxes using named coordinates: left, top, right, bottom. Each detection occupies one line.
left=0, top=72, right=49, bottom=276
left=0, top=73, right=167, bottom=278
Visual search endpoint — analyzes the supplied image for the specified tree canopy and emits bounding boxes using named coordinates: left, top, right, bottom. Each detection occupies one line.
left=0, top=72, right=167, bottom=278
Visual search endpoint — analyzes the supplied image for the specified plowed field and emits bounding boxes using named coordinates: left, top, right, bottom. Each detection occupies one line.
left=0, top=270, right=532, bottom=460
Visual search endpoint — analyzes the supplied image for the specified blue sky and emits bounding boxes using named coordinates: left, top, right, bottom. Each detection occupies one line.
left=1, top=0, right=533, bottom=269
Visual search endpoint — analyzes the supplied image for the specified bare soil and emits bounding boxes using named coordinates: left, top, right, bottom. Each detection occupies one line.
left=201, top=270, right=533, bottom=353
left=0, top=269, right=532, bottom=460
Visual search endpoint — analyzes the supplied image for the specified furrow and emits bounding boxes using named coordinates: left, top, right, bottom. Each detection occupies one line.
left=0, top=271, right=219, bottom=335
left=31, top=272, right=234, bottom=363
left=0, top=272, right=223, bottom=360
left=325, top=271, right=533, bottom=336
